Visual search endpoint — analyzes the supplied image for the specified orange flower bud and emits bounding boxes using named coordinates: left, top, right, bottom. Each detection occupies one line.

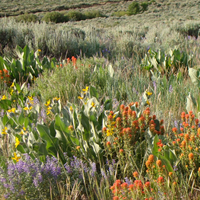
left=148, top=155, right=154, bottom=163
left=188, top=153, right=194, bottom=160
left=156, top=160, right=162, bottom=167
left=133, top=171, right=139, bottom=178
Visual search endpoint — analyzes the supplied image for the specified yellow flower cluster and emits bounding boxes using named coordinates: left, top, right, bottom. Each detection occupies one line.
left=2, top=127, right=7, bottom=135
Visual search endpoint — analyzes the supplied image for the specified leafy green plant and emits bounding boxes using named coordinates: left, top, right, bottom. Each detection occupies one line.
left=3, top=45, right=57, bottom=84
left=66, top=11, right=86, bottom=21
left=84, top=10, right=105, bottom=19
left=42, top=12, right=66, bottom=23
left=141, top=48, right=193, bottom=80
left=16, top=13, right=39, bottom=23
left=141, top=2, right=149, bottom=12
left=127, top=2, right=140, bottom=15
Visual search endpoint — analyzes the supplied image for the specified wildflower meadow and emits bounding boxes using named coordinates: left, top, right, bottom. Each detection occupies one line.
left=0, top=0, right=200, bottom=200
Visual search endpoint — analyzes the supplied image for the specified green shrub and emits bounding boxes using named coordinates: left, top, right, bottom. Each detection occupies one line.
left=84, top=10, right=105, bottom=19
left=66, top=11, right=86, bottom=21
left=127, top=2, right=140, bottom=15
left=42, top=12, right=66, bottom=23
left=141, top=2, right=149, bottom=12
left=16, top=13, right=39, bottom=23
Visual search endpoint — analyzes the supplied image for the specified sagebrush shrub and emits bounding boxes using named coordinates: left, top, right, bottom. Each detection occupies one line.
left=42, top=12, right=66, bottom=23
left=16, top=14, right=39, bottom=23
left=127, top=2, right=140, bottom=15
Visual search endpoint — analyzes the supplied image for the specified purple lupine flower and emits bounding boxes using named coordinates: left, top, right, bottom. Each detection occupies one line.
left=90, top=162, right=96, bottom=177
left=33, top=177, right=39, bottom=187
left=124, top=177, right=131, bottom=185
left=64, top=164, right=72, bottom=173
left=174, top=120, right=178, bottom=129
left=0, top=110, right=4, bottom=117
left=33, top=96, right=39, bottom=105
left=7, top=163, right=16, bottom=176
left=173, top=165, right=178, bottom=171
left=27, top=83, right=30, bottom=90
left=169, top=85, right=173, bottom=93
left=17, top=105, right=22, bottom=113
left=101, top=169, right=107, bottom=179
left=19, top=190, right=25, bottom=196
left=4, top=193, right=10, bottom=199
left=40, top=108, right=46, bottom=121
left=153, top=81, right=157, bottom=90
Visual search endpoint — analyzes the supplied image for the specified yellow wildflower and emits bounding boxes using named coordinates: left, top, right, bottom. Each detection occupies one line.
left=146, top=91, right=152, bottom=96
left=78, top=96, right=83, bottom=100
left=29, top=106, right=33, bottom=110
left=20, top=130, right=24, bottom=135
left=10, top=89, right=14, bottom=95
left=23, top=107, right=29, bottom=111
left=106, top=129, right=114, bottom=137
left=53, top=97, right=60, bottom=101
left=70, top=106, right=73, bottom=112
left=47, top=106, right=52, bottom=115
left=23, top=127, right=26, bottom=131
left=146, top=100, right=150, bottom=105
left=91, top=102, right=95, bottom=108
left=12, top=153, right=21, bottom=162
left=38, top=49, right=41, bottom=52
left=2, top=127, right=7, bottom=135
left=28, top=96, right=33, bottom=101
left=45, top=100, right=51, bottom=107
left=82, top=86, right=89, bottom=92
left=15, top=137, right=20, bottom=148
left=1, top=95, right=7, bottom=100
left=8, top=108, right=16, bottom=113
left=10, top=82, right=14, bottom=88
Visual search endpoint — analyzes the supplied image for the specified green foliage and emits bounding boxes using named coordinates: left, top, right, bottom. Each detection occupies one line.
left=127, top=2, right=140, bottom=15
left=141, top=48, right=193, bottom=80
left=42, top=12, right=66, bottom=23
left=66, top=11, right=86, bottom=21
left=141, top=2, right=149, bottom=12
left=16, top=13, right=39, bottom=23
left=84, top=10, right=105, bottom=19
left=3, top=45, right=56, bottom=84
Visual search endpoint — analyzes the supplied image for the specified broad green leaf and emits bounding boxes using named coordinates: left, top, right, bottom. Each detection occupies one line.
left=49, top=120, right=56, bottom=137
left=0, top=57, right=4, bottom=70
left=37, top=124, right=58, bottom=156
left=90, top=86, right=99, bottom=99
left=0, top=100, right=12, bottom=110
left=83, top=130, right=90, bottom=141
left=152, top=134, right=159, bottom=156
left=104, top=99, right=112, bottom=110
left=159, top=154, right=174, bottom=172
left=2, top=114, right=9, bottom=126
left=70, top=137, right=80, bottom=145
left=80, top=111, right=90, bottom=132
left=24, top=118, right=29, bottom=129
left=17, top=145, right=26, bottom=154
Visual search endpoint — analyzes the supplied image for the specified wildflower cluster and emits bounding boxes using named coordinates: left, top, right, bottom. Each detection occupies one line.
left=169, top=111, right=200, bottom=181
left=0, top=69, right=10, bottom=85
left=0, top=154, right=63, bottom=200
left=57, top=56, right=77, bottom=69
left=110, top=178, right=156, bottom=200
